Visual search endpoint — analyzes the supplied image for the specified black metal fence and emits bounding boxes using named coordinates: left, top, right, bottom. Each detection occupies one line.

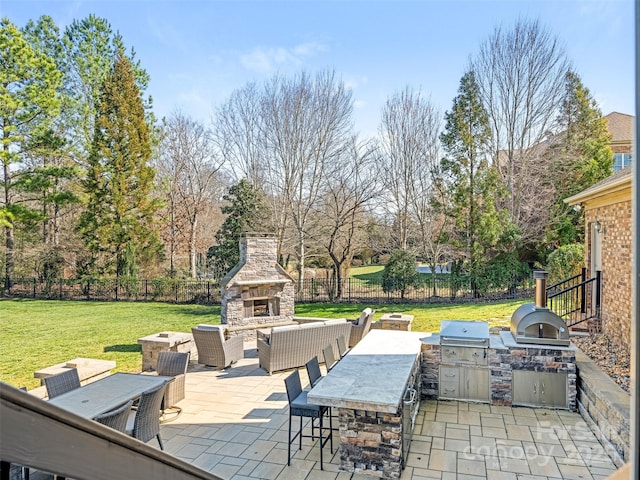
left=2, top=275, right=534, bottom=305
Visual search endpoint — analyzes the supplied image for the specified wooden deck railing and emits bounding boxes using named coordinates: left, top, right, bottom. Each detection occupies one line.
left=0, top=383, right=223, bottom=480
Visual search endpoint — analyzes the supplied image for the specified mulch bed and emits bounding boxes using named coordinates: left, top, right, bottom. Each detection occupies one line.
left=572, top=334, right=631, bottom=393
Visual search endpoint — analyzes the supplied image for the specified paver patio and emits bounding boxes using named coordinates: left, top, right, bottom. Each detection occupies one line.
left=156, top=342, right=618, bottom=480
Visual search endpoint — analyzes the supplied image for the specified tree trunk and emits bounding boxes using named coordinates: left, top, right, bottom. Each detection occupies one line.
left=189, top=215, right=198, bottom=278
left=296, top=231, right=305, bottom=292
left=3, top=158, right=13, bottom=290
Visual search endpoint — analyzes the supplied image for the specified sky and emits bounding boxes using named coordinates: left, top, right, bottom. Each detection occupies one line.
left=2, top=0, right=636, bottom=137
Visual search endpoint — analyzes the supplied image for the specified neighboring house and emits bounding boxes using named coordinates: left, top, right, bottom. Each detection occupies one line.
left=604, top=112, right=634, bottom=171
left=564, top=167, right=632, bottom=349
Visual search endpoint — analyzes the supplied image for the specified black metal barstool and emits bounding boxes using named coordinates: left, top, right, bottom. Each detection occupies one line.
left=284, top=370, right=333, bottom=469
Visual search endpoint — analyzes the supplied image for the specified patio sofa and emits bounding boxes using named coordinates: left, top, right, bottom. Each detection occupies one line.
left=257, top=319, right=351, bottom=374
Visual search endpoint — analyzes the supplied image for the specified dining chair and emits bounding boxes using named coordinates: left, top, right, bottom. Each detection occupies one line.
left=44, top=368, right=81, bottom=399
left=94, top=399, right=134, bottom=433
left=322, top=345, right=337, bottom=372
left=284, top=370, right=332, bottom=470
left=336, top=335, right=349, bottom=357
left=155, top=351, right=190, bottom=419
left=126, top=382, right=167, bottom=450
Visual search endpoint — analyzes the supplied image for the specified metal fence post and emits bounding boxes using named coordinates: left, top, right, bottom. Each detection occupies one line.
left=580, top=267, right=587, bottom=313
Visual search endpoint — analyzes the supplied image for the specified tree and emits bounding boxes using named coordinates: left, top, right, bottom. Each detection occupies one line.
left=214, top=82, right=265, bottom=188
left=310, top=137, right=379, bottom=299
left=64, top=14, right=152, bottom=158
left=544, top=71, right=613, bottom=247
left=208, top=179, right=270, bottom=279
left=1, top=17, right=62, bottom=287
left=158, top=112, right=224, bottom=277
left=377, top=87, right=441, bottom=251
left=471, top=19, right=570, bottom=249
left=260, top=70, right=353, bottom=288
left=381, top=249, right=420, bottom=299
left=78, top=50, right=160, bottom=277
left=440, top=70, right=516, bottom=295
left=22, top=16, right=80, bottom=257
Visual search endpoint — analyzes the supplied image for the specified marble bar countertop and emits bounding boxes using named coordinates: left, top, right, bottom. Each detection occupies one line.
left=307, top=330, right=424, bottom=413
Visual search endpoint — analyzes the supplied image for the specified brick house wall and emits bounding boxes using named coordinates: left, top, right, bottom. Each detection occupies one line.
left=584, top=202, right=632, bottom=347
left=566, top=168, right=632, bottom=350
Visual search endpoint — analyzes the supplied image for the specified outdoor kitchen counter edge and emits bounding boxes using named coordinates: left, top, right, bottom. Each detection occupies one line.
left=307, top=330, right=424, bottom=413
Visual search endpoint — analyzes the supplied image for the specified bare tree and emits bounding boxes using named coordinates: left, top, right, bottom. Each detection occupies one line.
left=213, top=82, right=290, bottom=261
left=214, top=82, right=265, bottom=188
left=471, top=18, right=570, bottom=245
left=260, top=70, right=353, bottom=287
left=310, top=137, right=379, bottom=299
left=377, top=87, right=441, bottom=252
left=157, top=112, right=224, bottom=277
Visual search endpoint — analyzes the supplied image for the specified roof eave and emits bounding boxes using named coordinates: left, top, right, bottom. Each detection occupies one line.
left=564, top=175, right=632, bottom=206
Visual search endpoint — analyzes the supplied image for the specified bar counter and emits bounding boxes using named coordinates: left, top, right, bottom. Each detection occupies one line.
left=307, top=330, right=424, bottom=478
left=307, top=330, right=423, bottom=412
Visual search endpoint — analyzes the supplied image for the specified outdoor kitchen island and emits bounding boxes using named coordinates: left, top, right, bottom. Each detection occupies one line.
left=307, top=329, right=423, bottom=479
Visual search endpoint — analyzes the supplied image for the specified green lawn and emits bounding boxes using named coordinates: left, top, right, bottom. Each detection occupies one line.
left=0, top=297, right=526, bottom=389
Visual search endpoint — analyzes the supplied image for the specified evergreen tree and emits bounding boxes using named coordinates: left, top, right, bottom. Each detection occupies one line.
left=381, top=249, right=420, bottom=299
left=545, top=71, right=613, bottom=247
left=63, top=15, right=153, bottom=158
left=440, top=71, right=518, bottom=295
left=78, top=50, right=160, bottom=277
left=1, top=17, right=62, bottom=287
left=22, top=16, right=80, bottom=250
left=207, top=179, right=269, bottom=279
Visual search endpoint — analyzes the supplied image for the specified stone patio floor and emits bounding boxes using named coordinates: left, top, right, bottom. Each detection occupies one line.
left=150, top=342, right=619, bottom=480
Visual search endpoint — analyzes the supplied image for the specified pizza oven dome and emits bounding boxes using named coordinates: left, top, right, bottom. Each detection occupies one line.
left=510, top=271, right=570, bottom=347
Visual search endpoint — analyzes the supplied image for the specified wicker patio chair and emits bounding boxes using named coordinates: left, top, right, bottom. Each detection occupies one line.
left=126, top=382, right=167, bottom=450
left=94, top=399, right=134, bottom=433
left=44, top=368, right=81, bottom=399
left=348, top=308, right=375, bottom=347
left=191, top=325, right=243, bottom=369
left=284, top=370, right=332, bottom=470
left=155, top=351, right=189, bottom=419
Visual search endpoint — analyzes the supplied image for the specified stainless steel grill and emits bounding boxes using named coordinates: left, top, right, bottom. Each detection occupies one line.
left=440, top=320, right=490, bottom=347
left=510, top=271, right=570, bottom=347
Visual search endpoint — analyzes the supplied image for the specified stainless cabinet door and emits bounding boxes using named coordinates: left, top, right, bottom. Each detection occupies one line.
left=513, top=370, right=567, bottom=408
left=538, top=372, right=568, bottom=408
left=463, top=368, right=490, bottom=402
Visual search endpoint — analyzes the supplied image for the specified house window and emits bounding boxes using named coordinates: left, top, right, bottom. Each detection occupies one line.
left=613, top=153, right=632, bottom=172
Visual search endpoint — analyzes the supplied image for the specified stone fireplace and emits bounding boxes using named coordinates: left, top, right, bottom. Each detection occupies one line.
left=220, top=235, right=295, bottom=330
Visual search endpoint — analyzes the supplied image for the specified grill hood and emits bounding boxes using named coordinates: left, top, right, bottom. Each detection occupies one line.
left=510, top=271, right=570, bottom=347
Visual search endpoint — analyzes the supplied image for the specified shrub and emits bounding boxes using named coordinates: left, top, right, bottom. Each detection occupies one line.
left=546, top=244, right=584, bottom=284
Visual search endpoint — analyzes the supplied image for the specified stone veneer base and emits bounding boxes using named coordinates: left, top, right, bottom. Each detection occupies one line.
left=575, top=349, right=630, bottom=467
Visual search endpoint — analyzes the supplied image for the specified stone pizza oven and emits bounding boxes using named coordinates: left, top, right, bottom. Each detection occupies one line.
left=220, top=234, right=295, bottom=328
